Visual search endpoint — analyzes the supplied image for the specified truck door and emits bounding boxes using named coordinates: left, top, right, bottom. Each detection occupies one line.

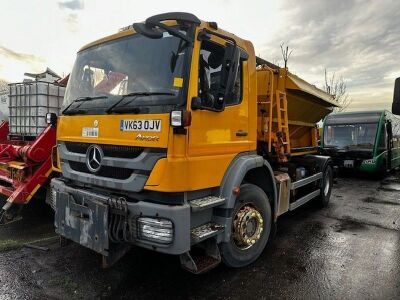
left=187, top=38, right=251, bottom=171
left=387, top=121, right=393, bottom=170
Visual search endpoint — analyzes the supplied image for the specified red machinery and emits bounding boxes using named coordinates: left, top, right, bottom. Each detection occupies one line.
left=0, top=75, right=67, bottom=224
left=0, top=122, right=56, bottom=215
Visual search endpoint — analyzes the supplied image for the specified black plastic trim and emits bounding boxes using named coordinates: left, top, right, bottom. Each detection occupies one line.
left=146, top=12, right=201, bottom=26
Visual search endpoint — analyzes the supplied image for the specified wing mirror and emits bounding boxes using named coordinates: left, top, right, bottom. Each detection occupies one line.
left=46, top=113, right=57, bottom=127
left=392, top=77, right=400, bottom=115
left=218, top=43, right=240, bottom=106
left=192, top=44, right=241, bottom=112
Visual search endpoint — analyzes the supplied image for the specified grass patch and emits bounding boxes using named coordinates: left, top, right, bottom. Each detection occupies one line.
left=0, top=239, right=22, bottom=251
left=0, top=235, right=58, bottom=252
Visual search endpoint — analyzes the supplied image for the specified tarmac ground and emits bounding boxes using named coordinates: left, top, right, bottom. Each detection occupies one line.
left=0, top=174, right=399, bottom=299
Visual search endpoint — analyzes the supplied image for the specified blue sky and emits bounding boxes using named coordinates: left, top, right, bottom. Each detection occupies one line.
left=0, top=0, right=399, bottom=111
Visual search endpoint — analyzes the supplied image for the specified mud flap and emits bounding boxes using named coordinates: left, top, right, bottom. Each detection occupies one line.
left=102, top=243, right=131, bottom=268
left=55, top=192, right=109, bottom=256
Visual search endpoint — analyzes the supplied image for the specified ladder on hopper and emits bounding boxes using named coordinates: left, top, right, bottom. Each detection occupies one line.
left=275, top=90, right=290, bottom=156
left=264, top=90, right=290, bottom=160
left=261, top=66, right=290, bottom=161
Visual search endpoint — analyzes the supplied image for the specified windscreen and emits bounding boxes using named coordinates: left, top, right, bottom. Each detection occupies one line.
left=324, top=123, right=378, bottom=150
left=63, top=28, right=190, bottom=113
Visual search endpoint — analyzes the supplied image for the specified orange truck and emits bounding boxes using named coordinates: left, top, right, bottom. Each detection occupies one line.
left=48, top=12, right=336, bottom=273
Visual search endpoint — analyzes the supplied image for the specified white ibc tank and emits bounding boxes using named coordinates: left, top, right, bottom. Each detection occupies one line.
left=8, top=81, right=65, bottom=136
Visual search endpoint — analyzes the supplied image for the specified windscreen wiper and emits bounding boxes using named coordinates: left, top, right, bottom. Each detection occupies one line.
left=156, top=22, right=191, bottom=43
left=324, top=145, right=338, bottom=148
left=346, top=143, right=373, bottom=149
left=62, top=95, right=108, bottom=115
left=106, top=92, right=175, bottom=113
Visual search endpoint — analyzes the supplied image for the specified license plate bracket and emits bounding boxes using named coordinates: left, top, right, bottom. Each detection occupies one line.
left=55, top=192, right=109, bottom=255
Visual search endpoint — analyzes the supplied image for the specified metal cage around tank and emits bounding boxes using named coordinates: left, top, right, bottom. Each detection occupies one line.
left=8, top=81, right=65, bottom=138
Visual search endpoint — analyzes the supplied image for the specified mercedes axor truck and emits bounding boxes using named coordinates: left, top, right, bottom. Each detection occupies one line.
left=48, top=12, right=336, bottom=273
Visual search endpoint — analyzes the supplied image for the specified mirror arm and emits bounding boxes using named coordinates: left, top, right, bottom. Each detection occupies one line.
left=198, top=28, right=237, bottom=46
left=151, top=22, right=193, bottom=43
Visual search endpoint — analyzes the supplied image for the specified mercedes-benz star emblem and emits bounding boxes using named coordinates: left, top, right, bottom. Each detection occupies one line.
left=86, top=145, right=103, bottom=173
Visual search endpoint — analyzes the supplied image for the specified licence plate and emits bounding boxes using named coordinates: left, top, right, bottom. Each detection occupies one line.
left=120, top=119, right=161, bottom=132
left=344, top=160, right=354, bottom=168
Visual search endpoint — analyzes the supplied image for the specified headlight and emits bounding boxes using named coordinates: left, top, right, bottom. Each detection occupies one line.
left=137, top=217, right=173, bottom=244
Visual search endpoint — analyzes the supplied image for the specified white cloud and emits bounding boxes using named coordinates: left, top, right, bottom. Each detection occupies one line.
left=58, top=0, right=84, bottom=10
left=260, top=0, right=400, bottom=111
left=0, top=0, right=398, bottom=112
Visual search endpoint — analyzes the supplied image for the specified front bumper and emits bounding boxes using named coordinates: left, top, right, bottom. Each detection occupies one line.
left=51, top=178, right=191, bottom=256
left=332, top=158, right=379, bottom=173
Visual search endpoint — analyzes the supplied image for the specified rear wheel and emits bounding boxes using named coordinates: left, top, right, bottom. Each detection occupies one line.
left=220, top=184, right=272, bottom=268
left=318, top=166, right=333, bottom=207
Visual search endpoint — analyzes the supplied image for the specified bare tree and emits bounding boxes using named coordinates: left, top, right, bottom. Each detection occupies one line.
left=0, top=79, right=8, bottom=94
left=323, top=69, right=351, bottom=112
left=280, top=43, right=293, bottom=69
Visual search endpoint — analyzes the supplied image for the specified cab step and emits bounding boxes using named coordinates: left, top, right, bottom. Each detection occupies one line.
left=191, top=222, right=224, bottom=243
left=189, top=196, right=226, bottom=212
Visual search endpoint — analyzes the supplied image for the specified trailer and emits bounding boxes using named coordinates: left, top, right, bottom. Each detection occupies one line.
left=0, top=77, right=65, bottom=224
left=49, top=12, right=337, bottom=273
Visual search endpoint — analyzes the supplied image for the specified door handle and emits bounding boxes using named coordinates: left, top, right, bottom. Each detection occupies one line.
left=236, top=130, right=248, bottom=137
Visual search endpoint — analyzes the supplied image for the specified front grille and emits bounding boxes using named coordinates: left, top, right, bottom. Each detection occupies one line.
left=69, top=161, right=134, bottom=180
left=64, top=142, right=144, bottom=159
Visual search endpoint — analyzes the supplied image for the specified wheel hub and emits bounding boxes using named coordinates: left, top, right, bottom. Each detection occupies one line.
left=232, top=205, right=264, bottom=249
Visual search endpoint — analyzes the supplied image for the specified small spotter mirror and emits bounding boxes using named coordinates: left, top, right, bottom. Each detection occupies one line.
left=46, top=113, right=57, bottom=126
left=132, top=23, right=163, bottom=39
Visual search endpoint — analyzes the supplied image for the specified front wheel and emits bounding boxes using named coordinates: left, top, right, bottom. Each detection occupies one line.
left=376, top=159, right=388, bottom=179
left=220, top=184, right=272, bottom=268
left=317, top=165, right=333, bottom=207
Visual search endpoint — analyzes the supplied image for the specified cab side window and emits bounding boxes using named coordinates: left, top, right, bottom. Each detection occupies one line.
left=198, top=41, right=242, bottom=108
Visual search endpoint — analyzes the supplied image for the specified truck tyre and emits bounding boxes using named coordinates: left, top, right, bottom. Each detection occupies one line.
left=318, top=165, right=333, bottom=207
left=220, top=184, right=272, bottom=268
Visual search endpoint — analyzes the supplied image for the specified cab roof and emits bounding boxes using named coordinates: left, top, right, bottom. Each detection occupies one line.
left=79, top=12, right=252, bottom=53
left=325, top=110, right=385, bottom=125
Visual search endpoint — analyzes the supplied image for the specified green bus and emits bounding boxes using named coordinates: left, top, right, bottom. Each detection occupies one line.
left=321, top=110, right=400, bottom=175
